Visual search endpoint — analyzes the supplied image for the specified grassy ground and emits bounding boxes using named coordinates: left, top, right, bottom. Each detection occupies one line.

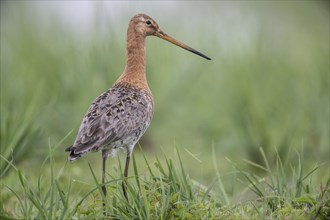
left=1, top=142, right=329, bottom=219
left=1, top=1, right=329, bottom=219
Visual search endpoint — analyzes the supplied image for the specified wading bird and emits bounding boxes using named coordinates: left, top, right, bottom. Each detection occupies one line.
left=65, top=13, right=210, bottom=207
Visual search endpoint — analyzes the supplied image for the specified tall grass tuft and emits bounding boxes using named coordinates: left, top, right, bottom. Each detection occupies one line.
left=97, top=147, right=221, bottom=219
left=228, top=147, right=329, bottom=220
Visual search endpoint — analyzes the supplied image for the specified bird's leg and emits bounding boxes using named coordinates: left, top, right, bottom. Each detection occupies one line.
left=102, top=156, right=107, bottom=196
left=101, top=151, right=108, bottom=215
left=122, top=152, right=131, bottom=202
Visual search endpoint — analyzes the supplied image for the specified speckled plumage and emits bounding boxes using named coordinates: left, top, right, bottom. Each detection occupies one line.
left=65, top=82, right=153, bottom=160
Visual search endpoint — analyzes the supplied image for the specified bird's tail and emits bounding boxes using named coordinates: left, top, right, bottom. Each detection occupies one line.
left=65, top=145, right=83, bottom=161
left=65, top=145, right=73, bottom=152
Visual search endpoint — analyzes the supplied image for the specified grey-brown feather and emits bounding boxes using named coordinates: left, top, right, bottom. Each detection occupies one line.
left=66, top=82, right=153, bottom=161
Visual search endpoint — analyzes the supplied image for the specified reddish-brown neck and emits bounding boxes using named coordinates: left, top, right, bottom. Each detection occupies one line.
left=116, top=23, right=149, bottom=91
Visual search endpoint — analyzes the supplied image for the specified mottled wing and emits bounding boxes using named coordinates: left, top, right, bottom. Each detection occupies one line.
left=66, top=83, right=153, bottom=160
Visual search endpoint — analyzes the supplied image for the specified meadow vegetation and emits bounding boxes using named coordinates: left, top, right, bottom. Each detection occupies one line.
left=1, top=1, right=329, bottom=219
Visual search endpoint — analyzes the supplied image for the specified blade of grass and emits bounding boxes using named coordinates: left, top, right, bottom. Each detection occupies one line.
left=295, top=150, right=303, bottom=197
left=140, top=145, right=155, bottom=177
left=243, top=159, right=268, bottom=172
left=87, top=163, right=104, bottom=203
left=175, top=147, right=192, bottom=199
left=48, top=141, right=55, bottom=220
left=212, top=145, right=229, bottom=205
left=259, top=147, right=275, bottom=187
left=6, top=186, right=26, bottom=217
left=132, top=154, right=141, bottom=190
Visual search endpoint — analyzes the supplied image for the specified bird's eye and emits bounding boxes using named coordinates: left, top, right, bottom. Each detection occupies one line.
left=146, top=20, right=151, bottom=25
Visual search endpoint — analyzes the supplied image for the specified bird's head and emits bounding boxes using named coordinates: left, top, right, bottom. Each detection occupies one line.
left=130, top=14, right=160, bottom=37
left=129, top=14, right=211, bottom=60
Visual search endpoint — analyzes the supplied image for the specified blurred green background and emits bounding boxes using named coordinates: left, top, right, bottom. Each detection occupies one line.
left=1, top=1, right=329, bottom=183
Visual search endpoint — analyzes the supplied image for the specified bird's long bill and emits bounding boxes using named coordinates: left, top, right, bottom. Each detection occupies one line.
left=155, top=31, right=211, bottom=60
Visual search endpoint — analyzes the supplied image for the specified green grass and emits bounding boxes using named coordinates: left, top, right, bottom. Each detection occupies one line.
left=1, top=1, right=329, bottom=219
left=1, top=140, right=329, bottom=219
